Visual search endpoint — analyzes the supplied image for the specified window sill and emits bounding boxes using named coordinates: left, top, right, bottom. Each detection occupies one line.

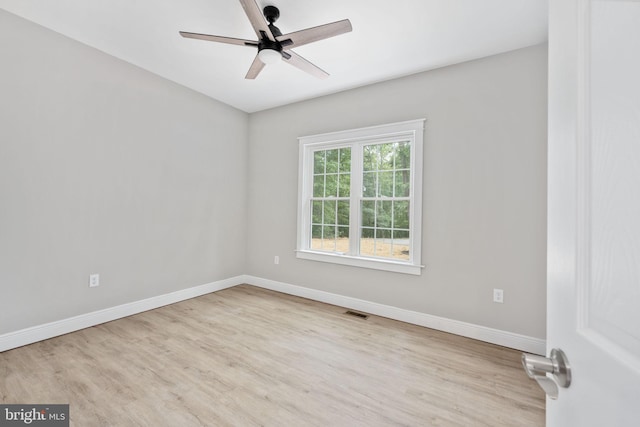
left=295, top=250, right=423, bottom=275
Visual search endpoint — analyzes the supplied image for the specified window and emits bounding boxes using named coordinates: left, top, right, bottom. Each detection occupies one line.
left=297, top=119, right=425, bottom=275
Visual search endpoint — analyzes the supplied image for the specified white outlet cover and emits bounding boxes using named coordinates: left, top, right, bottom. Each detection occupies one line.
left=89, top=274, right=100, bottom=287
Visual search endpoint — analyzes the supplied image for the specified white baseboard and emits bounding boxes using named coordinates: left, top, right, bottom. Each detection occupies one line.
left=0, top=276, right=243, bottom=353
left=1, top=275, right=545, bottom=356
left=241, top=275, right=546, bottom=355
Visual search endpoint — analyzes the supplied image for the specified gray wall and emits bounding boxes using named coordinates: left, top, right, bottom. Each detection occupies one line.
left=247, top=44, right=548, bottom=339
left=0, top=10, right=249, bottom=334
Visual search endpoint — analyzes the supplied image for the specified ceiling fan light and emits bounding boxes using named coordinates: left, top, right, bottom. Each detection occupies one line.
left=258, top=48, right=281, bottom=65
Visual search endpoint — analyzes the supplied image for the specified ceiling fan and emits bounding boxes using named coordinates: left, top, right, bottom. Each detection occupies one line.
left=179, top=0, right=352, bottom=80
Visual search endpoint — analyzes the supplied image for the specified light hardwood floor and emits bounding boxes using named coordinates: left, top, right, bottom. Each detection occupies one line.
left=0, top=285, right=545, bottom=426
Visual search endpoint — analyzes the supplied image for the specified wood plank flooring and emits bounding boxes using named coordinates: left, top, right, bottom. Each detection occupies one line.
left=0, top=284, right=545, bottom=426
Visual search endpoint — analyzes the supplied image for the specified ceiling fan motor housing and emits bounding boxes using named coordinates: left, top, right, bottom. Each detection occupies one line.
left=258, top=6, right=289, bottom=56
left=263, top=5, right=280, bottom=23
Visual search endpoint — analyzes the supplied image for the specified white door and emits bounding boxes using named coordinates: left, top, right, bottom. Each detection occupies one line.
left=546, top=0, right=640, bottom=425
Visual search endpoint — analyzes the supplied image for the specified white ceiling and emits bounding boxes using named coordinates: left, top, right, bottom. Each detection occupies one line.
left=0, top=0, right=548, bottom=113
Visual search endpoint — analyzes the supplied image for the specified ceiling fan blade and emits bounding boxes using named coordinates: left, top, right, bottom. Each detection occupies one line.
left=276, top=19, right=352, bottom=49
left=245, top=55, right=266, bottom=79
left=179, top=31, right=258, bottom=47
left=238, top=0, right=275, bottom=41
left=282, top=50, right=329, bottom=79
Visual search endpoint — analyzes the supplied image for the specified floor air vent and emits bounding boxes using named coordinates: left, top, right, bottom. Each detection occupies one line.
left=345, top=310, right=369, bottom=319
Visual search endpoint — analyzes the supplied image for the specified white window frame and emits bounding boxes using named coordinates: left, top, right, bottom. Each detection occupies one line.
left=296, top=119, right=425, bottom=275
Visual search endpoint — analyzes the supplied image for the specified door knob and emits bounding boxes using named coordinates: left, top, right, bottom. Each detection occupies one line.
left=521, top=348, right=571, bottom=399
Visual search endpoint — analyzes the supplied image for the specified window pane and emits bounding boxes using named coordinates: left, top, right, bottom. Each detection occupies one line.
left=337, top=201, right=350, bottom=226
left=395, top=141, right=411, bottom=170
left=313, top=175, right=324, bottom=197
left=313, top=151, right=325, bottom=174
left=312, top=200, right=323, bottom=224
left=312, top=225, right=334, bottom=251
left=393, top=250, right=410, bottom=261
left=323, top=225, right=336, bottom=239
left=376, top=200, right=392, bottom=228
left=360, top=228, right=394, bottom=258
left=363, top=172, right=376, bottom=197
left=393, top=201, right=410, bottom=229
left=338, top=173, right=350, bottom=197
left=360, top=230, right=375, bottom=257
left=378, top=171, right=393, bottom=197
left=361, top=201, right=375, bottom=227
left=323, top=200, right=336, bottom=225
left=359, top=141, right=413, bottom=261
left=339, top=148, right=351, bottom=172
left=326, top=149, right=339, bottom=173
left=378, top=143, right=395, bottom=170
left=363, top=144, right=378, bottom=171
left=393, top=229, right=410, bottom=239
left=394, top=170, right=410, bottom=197
left=325, top=174, right=338, bottom=197
left=361, top=227, right=375, bottom=238
left=311, top=225, right=323, bottom=250
left=392, top=245, right=410, bottom=260
left=336, top=227, right=349, bottom=253
left=392, top=229, right=410, bottom=260
left=376, top=228, right=392, bottom=239
left=377, top=229, right=392, bottom=257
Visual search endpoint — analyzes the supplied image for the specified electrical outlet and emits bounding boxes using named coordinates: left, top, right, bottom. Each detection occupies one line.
left=274, top=255, right=279, bottom=265
left=89, top=273, right=100, bottom=288
left=493, top=288, right=504, bottom=303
